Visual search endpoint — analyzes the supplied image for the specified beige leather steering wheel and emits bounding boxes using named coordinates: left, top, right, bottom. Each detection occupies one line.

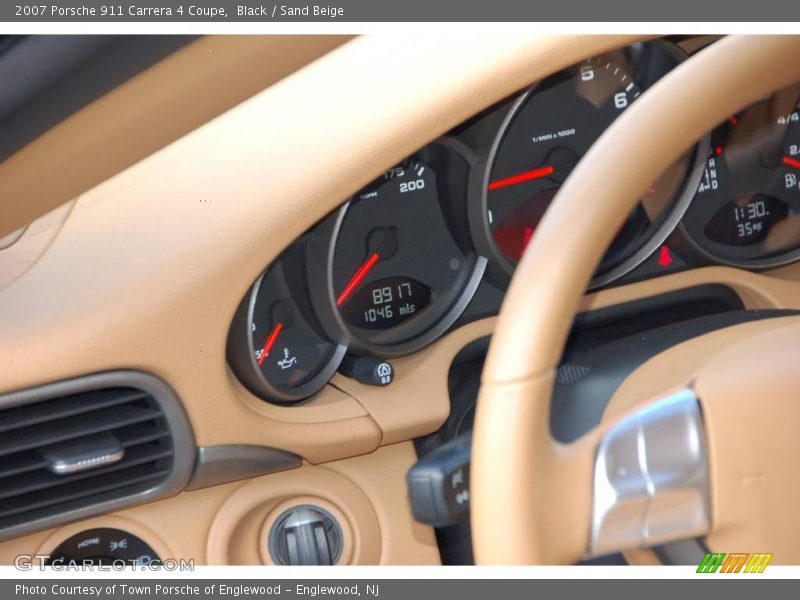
left=472, top=35, right=800, bottom=565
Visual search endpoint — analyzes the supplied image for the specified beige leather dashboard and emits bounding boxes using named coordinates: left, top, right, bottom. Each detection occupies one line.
left=1, top=34, right=799, bottom=565
left=0, top=34, right=643, bottom=463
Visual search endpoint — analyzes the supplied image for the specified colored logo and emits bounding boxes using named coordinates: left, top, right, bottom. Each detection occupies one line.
left=697, top=552, right=773, bottom=573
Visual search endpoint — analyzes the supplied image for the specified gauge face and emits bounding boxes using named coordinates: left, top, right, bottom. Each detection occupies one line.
left=681, top=84, right=800, bottom=267
left=46, top=529, right=159, bottom=566
left=476, top=42, right=704, bottom=287
left=227, top=244, right=345, bottom=404
left=318, top=142, right=484, bottom=356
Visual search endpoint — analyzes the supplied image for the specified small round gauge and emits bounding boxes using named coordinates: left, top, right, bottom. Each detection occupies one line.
left=472, top=41, right=707, bottom=288
left=228, top=243, right=346, bottom=404
left=308, top=140, right=485, bottom=357
left=46, top=529, right=159, bottom=566
left=680, top=83, right=800, bottom=268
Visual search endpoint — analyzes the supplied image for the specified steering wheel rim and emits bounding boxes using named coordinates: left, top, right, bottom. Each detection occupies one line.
left=471, top=35, right=800, bottom=565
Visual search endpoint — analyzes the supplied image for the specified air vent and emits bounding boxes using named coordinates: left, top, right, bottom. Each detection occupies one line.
left=0, top=371, right=194, bottom=541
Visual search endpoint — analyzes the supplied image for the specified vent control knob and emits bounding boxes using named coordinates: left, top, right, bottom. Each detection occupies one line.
left=268, top=505, right=343, bottom=565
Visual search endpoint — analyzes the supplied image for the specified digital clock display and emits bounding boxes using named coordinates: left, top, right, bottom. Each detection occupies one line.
left=340, top=276, right=431, bottom=331
left=703, top=195, right=789, bottom=247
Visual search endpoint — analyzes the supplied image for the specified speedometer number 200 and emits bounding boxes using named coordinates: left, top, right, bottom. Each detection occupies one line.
left=399, top=179, right=425, bottom=193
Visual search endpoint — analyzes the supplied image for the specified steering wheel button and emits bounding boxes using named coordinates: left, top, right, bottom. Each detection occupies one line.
left=639, top=390, right=710, bottom=544
left=591, top=416, right=649, bottom=555
left=590, top=389, right=710, bottom=557
left=599, top=420, right=648, bottom=499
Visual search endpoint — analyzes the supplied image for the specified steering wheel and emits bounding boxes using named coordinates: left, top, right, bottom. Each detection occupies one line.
left=471, top=35, right=800, bottom=565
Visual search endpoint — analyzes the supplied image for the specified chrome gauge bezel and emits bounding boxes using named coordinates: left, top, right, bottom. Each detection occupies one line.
left=306, top=137, right=487, bottom=359
left=677, top=91, right=800, bottom=271
left=469, top=40, right=710, bottom=290
left=227, top=263, right=347, bottom=405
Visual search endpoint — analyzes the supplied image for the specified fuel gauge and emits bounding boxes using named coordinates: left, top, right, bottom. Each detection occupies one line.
left=227, top=244, right=346, bottom=404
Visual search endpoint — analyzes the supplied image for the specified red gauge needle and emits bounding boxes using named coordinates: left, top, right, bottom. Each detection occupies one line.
left=257, top=322, right=284, bottom=366
left=784, top=156, right=800, bottom=170
left=521, top=226, right=534, bottom=251
left=337, top=252, right=380, bottom=306
left=488, top=165, right=555, bottom=191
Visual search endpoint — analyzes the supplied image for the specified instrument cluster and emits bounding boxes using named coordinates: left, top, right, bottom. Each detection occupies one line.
left=227, top=38, right=800, bottom=404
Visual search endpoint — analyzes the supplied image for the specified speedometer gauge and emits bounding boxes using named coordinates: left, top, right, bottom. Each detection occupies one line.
left=472, top=41, right=707, bottom=288
left=680, top=83, right=800, bottom=268
left=307, top=140, right=485, bottom=357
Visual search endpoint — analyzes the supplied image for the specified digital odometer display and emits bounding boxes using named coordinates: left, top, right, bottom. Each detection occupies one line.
left=340, top=276, right=431, bottom=330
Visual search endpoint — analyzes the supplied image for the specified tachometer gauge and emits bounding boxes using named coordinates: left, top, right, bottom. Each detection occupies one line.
left=472, top=41, right=707, bottom=288
left=307, top=140, right=485, bottom=357
left=227, top=243, right=346, bottom=404
left=680, top=83, right=800, bottom=268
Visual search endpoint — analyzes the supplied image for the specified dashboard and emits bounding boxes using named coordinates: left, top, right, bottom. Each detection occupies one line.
left=1, top=34, right=799, bottom=568
left=227, top=38, right=800, bottom=405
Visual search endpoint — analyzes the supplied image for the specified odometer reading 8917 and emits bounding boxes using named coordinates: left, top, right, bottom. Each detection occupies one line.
left=340, top=276, right=431, bottom=331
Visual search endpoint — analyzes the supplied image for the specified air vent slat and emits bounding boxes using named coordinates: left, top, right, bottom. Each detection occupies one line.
left=0, top=453, right=47, bottom=480
left=0, top=388, right=149, bottom=434
left=0, top=423, right=167, bottom=483
left=0, top=465, right=171, bottom=521
left=0, top=373, right=193, bottom=541
left=0, top=444, right=173, bottom=501
left=115, top=423, right=170, bottom=447
left=0, top=405, right=163, bottom=458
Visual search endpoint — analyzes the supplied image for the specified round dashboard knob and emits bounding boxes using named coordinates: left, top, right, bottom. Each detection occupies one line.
left=268, top=505, right=343, bottom=566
